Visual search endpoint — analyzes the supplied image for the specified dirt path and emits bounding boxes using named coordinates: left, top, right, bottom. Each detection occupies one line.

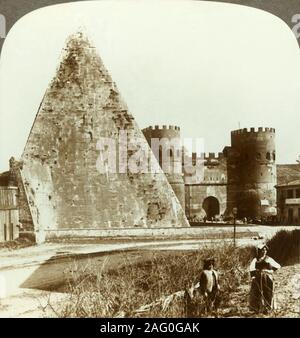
left=272, top=264, right=300, bottom=317
left=219, top=264, right=300, bottom=318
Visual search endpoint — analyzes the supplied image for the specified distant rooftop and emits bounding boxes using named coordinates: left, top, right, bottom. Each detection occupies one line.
left=277, top=164, right=300, bottom=186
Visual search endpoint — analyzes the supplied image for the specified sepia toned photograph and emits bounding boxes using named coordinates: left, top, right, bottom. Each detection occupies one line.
left=0, top=0, right=299, bottom=321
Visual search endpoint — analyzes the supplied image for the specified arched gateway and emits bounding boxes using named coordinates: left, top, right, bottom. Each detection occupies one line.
left=202, top=196, right=220, bottom=220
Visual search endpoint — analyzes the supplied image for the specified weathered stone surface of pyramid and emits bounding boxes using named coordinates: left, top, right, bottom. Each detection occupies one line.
left=20, top=33, right=188, bottom=239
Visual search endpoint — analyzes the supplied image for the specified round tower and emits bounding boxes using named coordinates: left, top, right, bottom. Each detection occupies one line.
left=142, top=125, right=185, bottom=209
left=229, top=127, right=277, bottom=219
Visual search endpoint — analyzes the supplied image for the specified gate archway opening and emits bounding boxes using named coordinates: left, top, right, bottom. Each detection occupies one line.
left=202, top=196, right=220, bottom=220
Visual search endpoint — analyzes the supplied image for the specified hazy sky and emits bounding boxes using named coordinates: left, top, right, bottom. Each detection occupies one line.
left=0, top=0, right=300, bottom=172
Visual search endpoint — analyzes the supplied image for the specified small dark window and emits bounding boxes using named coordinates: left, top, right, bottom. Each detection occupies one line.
left=287, top=190, right=294, bottom=199
left=266, top=152, right=271, bottom=160
left=296, top=189, right=300, bottom=198
left=273, top=152, right=276, bottom=161
left=159, top=146, right=162, bottom=165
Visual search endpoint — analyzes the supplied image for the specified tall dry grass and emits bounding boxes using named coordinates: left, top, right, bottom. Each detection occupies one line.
left=54, top=243, right=253, bottom=318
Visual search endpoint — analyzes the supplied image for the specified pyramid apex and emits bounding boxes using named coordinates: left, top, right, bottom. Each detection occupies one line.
left=50, top=30, right=112, bottom=91
left=64, top=31, right=95, bottom=50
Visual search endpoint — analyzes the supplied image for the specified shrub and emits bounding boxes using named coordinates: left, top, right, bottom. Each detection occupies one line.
left=266, top=229, right=300, bottom=266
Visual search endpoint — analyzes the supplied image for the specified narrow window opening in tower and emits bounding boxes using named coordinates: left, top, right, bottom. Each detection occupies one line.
left=159, top=146, right=162, bottom=164
left=273, top=152, right=276, bottom=161
left=266, top=152, right=271, bottom=160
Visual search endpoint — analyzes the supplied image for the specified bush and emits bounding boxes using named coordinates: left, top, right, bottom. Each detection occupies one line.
left=266, top=229, right=300, bottom=266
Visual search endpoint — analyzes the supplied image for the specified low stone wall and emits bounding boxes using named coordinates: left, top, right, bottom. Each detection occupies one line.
left=40, top=226, right=248, bottom=243
left=38, top=225, right=300, bottom=244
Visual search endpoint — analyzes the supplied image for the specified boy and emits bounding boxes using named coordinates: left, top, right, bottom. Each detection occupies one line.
left=196, top=258, right=221, bottom=314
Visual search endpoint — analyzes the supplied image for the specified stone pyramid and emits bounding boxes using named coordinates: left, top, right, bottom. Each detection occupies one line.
left=20, top=32, right=188, bottom=239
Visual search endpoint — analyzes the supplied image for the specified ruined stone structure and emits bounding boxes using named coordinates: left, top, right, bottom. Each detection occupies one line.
left=9, top=33, right=188, bottom=242
left=142, top=125, right=185, bottom=209
left=142, top=126, right=278, bottom=221
left=184, top=152, right=228, bottom=220
left=229, top=128, right=276, bottom=219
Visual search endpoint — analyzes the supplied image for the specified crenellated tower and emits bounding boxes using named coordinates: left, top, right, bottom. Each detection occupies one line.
left=142, top=125, right=185, bottom=208
left=228, top=127, right=277, bottom=218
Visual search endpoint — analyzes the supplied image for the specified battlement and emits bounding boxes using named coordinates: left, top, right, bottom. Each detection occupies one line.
left=231, top=127, right=275, bottom=135
left=191, top=152, right=224, bottom=160
left=142, top=125, right=181, bottom=132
